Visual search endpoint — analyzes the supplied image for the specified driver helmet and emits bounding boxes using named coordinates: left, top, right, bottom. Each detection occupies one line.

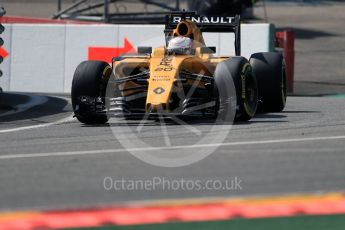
left=167, top=36, right=193, bottom=55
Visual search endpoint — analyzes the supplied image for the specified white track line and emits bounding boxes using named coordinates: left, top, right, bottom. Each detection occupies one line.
left=1, top=135, right=344, bottom=160
left=0, top=115, right=74, bottom=134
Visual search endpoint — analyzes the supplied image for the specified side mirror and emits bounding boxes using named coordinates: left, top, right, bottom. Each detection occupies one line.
left=200, top=46, right=216, bottom=54
left=137, top=46, right=152, bottom=54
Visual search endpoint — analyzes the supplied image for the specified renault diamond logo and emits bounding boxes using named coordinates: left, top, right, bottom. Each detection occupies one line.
left=153, top=87, right=165, bottom=94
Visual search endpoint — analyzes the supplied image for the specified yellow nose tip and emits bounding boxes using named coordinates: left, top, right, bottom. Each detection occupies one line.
left=146, top=103, right=168, bottom=113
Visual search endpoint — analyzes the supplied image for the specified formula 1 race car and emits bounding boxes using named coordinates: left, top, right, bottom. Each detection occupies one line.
left=71, top=12, right=286, bottom=124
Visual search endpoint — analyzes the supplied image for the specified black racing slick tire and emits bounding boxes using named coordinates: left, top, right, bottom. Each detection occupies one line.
left=250, top=52, right=287, bottom=112
left=214, top=57, right=258, bottom=122
left=71, top=61, right=111, bottom=124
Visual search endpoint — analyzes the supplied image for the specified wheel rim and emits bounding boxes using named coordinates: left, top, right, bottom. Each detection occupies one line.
left=281, top=61, right=287, bottom=107
left=242, top=63, right=258, bottom=117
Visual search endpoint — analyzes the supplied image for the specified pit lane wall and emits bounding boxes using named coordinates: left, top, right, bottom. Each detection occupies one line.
left=0, top=23, right=274, bottom=93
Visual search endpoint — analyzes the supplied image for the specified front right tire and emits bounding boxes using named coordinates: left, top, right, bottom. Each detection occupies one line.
left=71, top=61, right=111, bottom=124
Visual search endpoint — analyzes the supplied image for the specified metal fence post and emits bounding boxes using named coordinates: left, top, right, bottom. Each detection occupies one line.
left=0, top=6, right=6, bottom=79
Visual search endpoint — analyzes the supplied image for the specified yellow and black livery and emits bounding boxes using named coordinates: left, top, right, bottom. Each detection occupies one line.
left=71, top=11, right=286, bottom=124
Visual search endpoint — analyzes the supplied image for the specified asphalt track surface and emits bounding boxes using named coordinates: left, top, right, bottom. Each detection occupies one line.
left=0, top=94, right=344, bottom=211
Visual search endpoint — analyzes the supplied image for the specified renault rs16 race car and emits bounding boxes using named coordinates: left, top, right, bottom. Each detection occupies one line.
left=71, top=12, right=286, bottom=124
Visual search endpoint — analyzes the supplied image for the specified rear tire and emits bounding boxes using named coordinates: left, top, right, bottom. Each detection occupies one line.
left=214, top=57, right=258, bottom=122
left=250, top=52, right=287, bottom=112
left=71, top=61, right=111, bottom=124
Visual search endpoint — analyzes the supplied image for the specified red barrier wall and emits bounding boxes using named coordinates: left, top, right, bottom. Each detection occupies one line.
left=276, top=30, right=295, bottom=93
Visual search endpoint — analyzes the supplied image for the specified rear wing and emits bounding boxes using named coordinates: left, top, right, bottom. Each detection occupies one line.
left=165, top=11, right=241, bottom=56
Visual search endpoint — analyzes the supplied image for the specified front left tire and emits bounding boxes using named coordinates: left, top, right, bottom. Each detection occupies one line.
left=214, top=57, right=258, bottom=122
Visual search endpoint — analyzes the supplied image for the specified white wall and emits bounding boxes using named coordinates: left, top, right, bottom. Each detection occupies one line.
left=1, top=23, right=274, bottom=93
left=64, top=24, right=119, bottom=93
